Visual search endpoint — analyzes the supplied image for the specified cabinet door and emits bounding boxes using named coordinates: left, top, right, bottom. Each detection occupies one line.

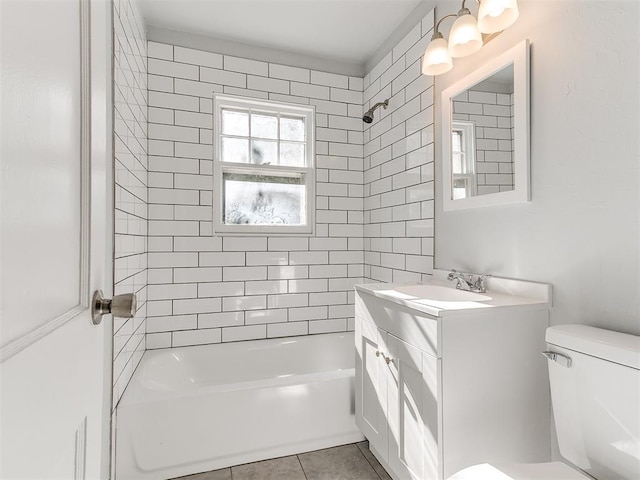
left=355, top=318, right=389, bottom=462
left=387, top=335, right=439, bottom=480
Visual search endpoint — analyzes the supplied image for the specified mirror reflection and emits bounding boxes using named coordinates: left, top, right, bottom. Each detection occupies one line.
left=450, top=64, right=514, bottom=199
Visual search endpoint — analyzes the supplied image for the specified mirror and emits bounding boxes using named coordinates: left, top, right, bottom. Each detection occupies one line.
left=442, top=39, right=530, bottom=211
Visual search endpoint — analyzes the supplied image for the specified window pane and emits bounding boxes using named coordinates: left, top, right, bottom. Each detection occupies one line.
left=280, top=116, right=305, bottom=141
left=222, top=109, right=249, bottom=136
left=452, top=130, right=462, bottom=152
left=223, top=172, right=305, bottom=225
left=251, top=140, right=278, bottom=165
left=452, top=178, right=469, bottom=200
left=452, top=152, right=463, bottom=174
left=222, top=137, right=249, bottom=163
left=251, top=113, right=278, bottom=139
left=279, top=142, right=305, bottom=167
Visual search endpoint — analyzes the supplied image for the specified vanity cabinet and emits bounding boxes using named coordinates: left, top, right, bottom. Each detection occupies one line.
left=355, top=279, right=552, bottom=480
left=356, top=308, right=438, bottom=480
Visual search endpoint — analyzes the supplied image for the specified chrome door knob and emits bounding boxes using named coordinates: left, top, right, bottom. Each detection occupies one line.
left=92, top=290, right=136, bottom=325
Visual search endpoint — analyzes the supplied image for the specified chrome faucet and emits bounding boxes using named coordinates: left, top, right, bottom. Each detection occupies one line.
left=447, top=270, right=491, bottom=293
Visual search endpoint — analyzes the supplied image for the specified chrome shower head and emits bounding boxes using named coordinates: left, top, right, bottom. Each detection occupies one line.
left=362, top=99, right=389, bottom=124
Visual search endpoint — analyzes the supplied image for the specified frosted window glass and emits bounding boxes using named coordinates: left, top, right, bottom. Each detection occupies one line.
left=280, top=117, right=305, bottom=141
left=251, top=140, right=278, bottom=165
left=251, top=113, right=278, bottom=139
left=279, top=142, right=305, bottom=167
left=453, top=178, right=469, bottom=199
left=222, top=137, right=249, bottom=163
left=222, top=109, right=249, bottom=136
left=223, top=172, right=305, bottom=225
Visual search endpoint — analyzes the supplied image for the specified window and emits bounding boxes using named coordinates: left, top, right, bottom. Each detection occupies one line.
left=451, top=121, right=476, bottom=200
left=213, top=95, right=315, bottom=234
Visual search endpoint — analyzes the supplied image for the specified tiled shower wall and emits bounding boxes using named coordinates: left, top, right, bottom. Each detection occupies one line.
left=112, top=0, right=148, bottom=407
left=144, top=43, right=365, bottom=348
left=363, top=11, right=436, bottom=283
left=452, top=89, right=515, bottom=194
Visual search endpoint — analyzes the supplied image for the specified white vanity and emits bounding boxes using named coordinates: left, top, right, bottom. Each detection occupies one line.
left=354, top=270, right=552, bottom=480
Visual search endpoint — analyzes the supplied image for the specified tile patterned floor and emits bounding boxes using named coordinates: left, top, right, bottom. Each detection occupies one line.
left=173, top=442, right=392, bottom=480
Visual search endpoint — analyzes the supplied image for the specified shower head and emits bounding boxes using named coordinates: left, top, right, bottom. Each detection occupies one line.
left=362, top=99, right=389, bottom=124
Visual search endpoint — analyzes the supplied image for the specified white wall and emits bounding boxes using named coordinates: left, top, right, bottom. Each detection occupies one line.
left=113, top=0, right=148, bottom=407
left=435, top=0, right=640, bottom=335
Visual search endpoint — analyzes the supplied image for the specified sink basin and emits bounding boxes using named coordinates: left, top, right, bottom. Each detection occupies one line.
left=392, top=284, right=491, bottom=302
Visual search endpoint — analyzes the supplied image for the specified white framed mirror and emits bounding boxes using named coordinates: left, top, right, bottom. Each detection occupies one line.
left=441, top=39, right=530, bottom=211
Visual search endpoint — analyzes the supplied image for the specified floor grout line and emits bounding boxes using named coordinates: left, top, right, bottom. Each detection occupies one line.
left=356, top=442, right=386, bottom=480
left=296, top=454, right=309, bottom=480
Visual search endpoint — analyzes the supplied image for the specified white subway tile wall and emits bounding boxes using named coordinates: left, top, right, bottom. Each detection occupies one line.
left=363, top=12, right=435, bottom=284
left=453, top=89, right=515, bottom=194
left=113, top=0, right=148, bottom=408
left=145, top=41, right=366, bottom=349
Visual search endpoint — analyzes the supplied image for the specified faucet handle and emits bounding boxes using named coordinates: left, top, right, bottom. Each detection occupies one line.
left=447, top=269, right=467, bottom=280
left=473, top=274, right=491, bottom=291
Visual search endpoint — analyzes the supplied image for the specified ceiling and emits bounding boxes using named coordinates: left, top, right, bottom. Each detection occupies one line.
left=138, top=0, right=426, bottom=67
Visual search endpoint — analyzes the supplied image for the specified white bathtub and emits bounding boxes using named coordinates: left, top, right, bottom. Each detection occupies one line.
left=115, top=332, right=364, bottom=480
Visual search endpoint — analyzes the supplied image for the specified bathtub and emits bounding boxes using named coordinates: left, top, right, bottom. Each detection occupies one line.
left=115, top=332, right=364, bottom=480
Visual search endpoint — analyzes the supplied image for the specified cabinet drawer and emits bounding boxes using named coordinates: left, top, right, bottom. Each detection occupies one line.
left=356, top=291, right=438, bottom=358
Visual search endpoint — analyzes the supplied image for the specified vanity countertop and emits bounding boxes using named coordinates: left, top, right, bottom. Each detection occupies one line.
left=355, top=270, right=552, bottom=318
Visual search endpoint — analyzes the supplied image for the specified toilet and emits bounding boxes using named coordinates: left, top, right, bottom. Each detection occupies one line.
left=449, top=324, right=640, bottom=480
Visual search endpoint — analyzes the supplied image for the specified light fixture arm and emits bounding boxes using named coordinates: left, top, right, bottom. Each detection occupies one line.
left=432, top=13, right=457, bottom=39
left=461, top=0, right=481, bottom=10
left=434, top=0, right=481, bottom=36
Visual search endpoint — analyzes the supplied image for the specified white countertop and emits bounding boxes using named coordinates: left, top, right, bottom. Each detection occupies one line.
left=355, top=271, right=552, bottom=318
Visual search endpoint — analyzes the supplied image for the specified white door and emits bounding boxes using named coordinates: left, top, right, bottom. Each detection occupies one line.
left=1, top=0, right=114, bottom=478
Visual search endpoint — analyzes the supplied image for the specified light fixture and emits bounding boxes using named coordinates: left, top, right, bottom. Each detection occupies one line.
left=448, top=6, right=483, bottom=58
left=477, top=0, right=519, bottom=33
left=421, top=30, right=453, bottom=76
left=422, top=0, right=519, bottom=76
left=421, top=13, right=458, bottom=76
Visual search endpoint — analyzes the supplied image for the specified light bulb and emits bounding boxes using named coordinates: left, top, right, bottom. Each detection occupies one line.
left=448, top=11, right=483, bottom=58
left=422, top=34, right=453, bottom=76
left=477, top=0, right=519, bottom=33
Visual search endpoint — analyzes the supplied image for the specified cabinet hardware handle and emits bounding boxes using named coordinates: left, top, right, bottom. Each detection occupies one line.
left=375, top=351, right=393, bottom=364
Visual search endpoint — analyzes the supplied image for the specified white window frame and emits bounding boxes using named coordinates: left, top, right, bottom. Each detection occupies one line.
left=213, top=94, right=315, bottom=235
left=451, top=120, right=477, bottom=200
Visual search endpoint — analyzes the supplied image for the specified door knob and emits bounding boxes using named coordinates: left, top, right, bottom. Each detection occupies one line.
left=92, top=290, right=136, bottom=325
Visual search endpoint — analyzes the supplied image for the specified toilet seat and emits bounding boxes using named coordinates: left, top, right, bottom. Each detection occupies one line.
left=447, top=461, right=590, bottom=480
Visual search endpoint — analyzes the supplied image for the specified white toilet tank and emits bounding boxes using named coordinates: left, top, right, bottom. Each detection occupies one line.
left=546, top=325, right=640, bottom=480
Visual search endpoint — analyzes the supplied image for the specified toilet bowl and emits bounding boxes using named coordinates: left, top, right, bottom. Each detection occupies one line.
left=448, top=325, right=640, bottom=480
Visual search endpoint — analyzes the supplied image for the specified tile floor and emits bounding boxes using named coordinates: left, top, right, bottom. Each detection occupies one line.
left=173, top=442, right=392, bottom=480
